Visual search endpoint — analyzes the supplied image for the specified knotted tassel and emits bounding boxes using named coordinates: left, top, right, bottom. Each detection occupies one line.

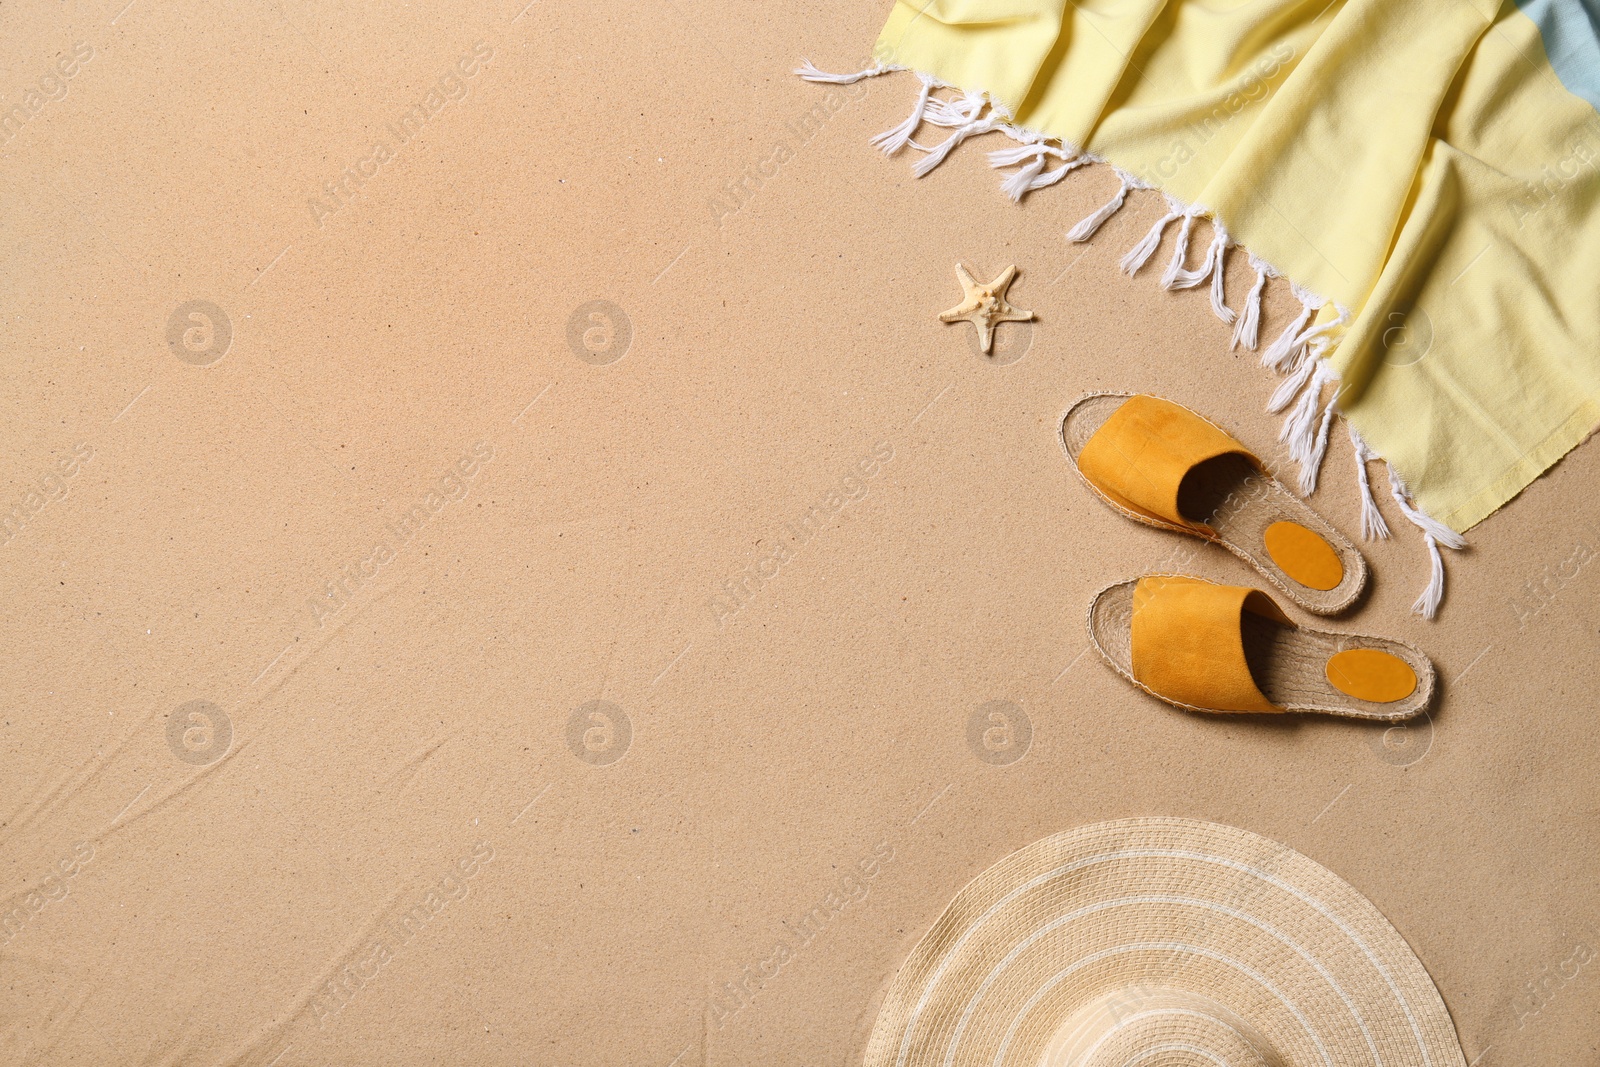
left=914, top=91, right=975, bottom=131
left=1267, top=350, right=1320, bottom=413
left=1304, top=400, right=1338, bottom=495
left=1416, top=533, right=1447, bottom=619
left=794, top=58, right=898, bottom=84
left=1121, top=196, right=1183, bottom=276
left=1349, top=425, right=1391, bottom=540
left=1280, top=361, right=1333, bottom=461
left=1388, top=468, right=1467, bottom=619
left=1208, top=230, right=1234, bottom=324
left=1163, top=217, right=1234, bottom=322
left=1231, top=256, right=1273, bottom=351
left=987, top=140, right=1078, bottom=201
left=989, top=141, right=1047, bottom=200
left=1280, top=367, right=1344, bottom=495
left=1168, top=216, right=1216, bottom=287
left=911, top=92, right=998, bottom=178
left=1260, top=284, right=1320, bottom=371
left=1066, top=172, right=1134, bottom=242
left=1027, top=155, right=1088, bottom=194
left=1297, top=305, right=1349, bottom=361
left=1159, top=208, right=1201, bottom=289
left=869, top=72, right=936, bottom=155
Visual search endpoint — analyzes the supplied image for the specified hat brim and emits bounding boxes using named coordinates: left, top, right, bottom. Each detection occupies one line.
left=863, top=818, right=1466, bottom=1067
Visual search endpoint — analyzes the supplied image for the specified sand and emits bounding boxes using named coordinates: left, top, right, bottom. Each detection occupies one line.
left=0, top=1, right=1595, bottom=1064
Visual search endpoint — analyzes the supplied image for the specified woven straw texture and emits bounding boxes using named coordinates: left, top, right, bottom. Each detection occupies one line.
left=863, top=818, right=1467, bottom=1067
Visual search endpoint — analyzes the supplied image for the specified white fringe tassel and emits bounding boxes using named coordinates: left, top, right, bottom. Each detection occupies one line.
left=1297, top=310, right=1347, bottom=361
left=1349, top=426, right=1391, bottom=540
left=794, top=58, right=899, bottom=84
left=1160, top=207, right=1201, bottom=289
left=1231, top=255, right=1273, bottom=351
left=988, top=138, right=1082, bottom=201
left=1307, top=400, right=1338, bottom=494
left=1280, top=378, right=1323, bottom=476
left=1067, top=172, right=1134, bottom=242
left=1160, top=218, right=1234, bottom=324
left=1120, top=197, right=1183, bottom=276
left=1267, top=352, right=1319, bottom=413
left=1208, top=231, right=1234, bottom=325
left=1278, top=363, right=1333, bottom=490
left=911, top=91, right=1001, bottom=178
left=870, top=72, right=937, bottom=155
left=1260, top=285, right=1321, bottom=371
left=1264, top=301, right=1350, bottom=493
left=1388, top=468, right=1467, bottom=619
left=1169, top=217, right=1213, bottom=286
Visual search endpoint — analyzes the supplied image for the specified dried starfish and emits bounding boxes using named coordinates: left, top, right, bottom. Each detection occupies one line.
left=939, top=263, right=1032, bottom=354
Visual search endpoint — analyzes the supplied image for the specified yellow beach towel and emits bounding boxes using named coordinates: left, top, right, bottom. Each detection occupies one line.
left=799, top=0, right=1600, bottom=617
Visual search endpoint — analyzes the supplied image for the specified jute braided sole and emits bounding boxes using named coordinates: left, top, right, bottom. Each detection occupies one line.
left=1061, top=391, right=1367, bottom=616
left=1088, top=575, right=1435, bottom=720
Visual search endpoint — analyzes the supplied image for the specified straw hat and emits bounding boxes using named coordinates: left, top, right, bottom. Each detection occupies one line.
left=864, top=818, right=1466, bottom=1067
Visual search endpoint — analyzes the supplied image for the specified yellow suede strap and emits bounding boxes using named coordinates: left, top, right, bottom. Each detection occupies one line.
left=1077, top=395, right=1257, bottom=532
left=1130, top=576, right=1287, bottom=713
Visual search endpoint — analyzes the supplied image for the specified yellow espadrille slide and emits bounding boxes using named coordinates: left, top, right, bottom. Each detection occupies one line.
left=1062, top=392, right=1365, bottom=615
left=1088, top=575, right=1433, bottom=720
